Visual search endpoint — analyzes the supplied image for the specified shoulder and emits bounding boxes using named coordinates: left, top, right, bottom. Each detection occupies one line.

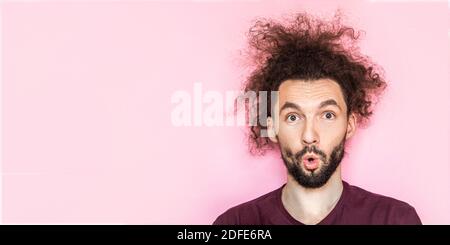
left=213, top=186, right=282, bottom=225
left=344, top=182, right=422, bottom=225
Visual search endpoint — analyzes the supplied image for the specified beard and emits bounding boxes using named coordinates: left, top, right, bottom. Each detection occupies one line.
left=280, top=137, right=346, bottom=188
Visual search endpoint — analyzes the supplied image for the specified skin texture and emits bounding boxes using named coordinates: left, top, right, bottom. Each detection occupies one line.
left=267, top=78, right=357, bottom=224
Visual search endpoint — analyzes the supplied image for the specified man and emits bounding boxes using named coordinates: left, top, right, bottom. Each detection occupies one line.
left=213, top=12, right=421, bottom=225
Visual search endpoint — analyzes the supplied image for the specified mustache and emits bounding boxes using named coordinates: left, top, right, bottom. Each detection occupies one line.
left=293, top=145, right=327, bottom=161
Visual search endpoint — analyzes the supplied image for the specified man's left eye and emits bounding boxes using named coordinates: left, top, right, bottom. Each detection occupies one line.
left=323, top=112, right=335, bottom=119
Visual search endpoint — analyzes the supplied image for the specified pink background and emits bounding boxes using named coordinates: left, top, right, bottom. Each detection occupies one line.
left=1, top=0, right=449, bottom=224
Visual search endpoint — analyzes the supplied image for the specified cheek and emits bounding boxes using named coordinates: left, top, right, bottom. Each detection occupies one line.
left=317, top=121, right=347, bottom=151
left=277, top=123, right=301, bottom=145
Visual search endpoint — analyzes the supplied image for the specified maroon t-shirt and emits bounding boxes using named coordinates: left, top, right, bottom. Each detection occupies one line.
left=213, top=181, right=421, bottom=225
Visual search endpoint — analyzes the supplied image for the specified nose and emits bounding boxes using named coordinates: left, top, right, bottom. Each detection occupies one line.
left=301, top=118, right=319, bottom=146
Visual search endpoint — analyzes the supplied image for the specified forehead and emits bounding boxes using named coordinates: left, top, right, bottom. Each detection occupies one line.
left=278, top=79, right=346, bottom=110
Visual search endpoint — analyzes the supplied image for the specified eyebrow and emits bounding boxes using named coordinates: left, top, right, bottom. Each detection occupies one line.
left=279, top=99, right=342, bottom=113
left=319, top=99, right=341, bottom=110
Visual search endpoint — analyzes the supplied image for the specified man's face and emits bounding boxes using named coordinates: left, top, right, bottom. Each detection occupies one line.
left=268, top=79, right=356, bottom=188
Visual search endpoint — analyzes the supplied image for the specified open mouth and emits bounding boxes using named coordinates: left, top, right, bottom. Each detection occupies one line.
left=301, top=154, right=320, bottom=171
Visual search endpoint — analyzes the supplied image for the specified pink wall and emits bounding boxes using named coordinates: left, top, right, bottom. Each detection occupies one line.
left=1, top=0, right=449, bottom=224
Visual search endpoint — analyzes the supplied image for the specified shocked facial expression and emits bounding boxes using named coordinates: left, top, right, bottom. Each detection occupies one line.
left=268, top=79, right=356, bottom=188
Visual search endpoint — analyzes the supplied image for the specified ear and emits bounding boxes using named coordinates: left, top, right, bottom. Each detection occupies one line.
left=266, top=116, right=278, bottom=143
left=345, top=113, right=357, bottom=140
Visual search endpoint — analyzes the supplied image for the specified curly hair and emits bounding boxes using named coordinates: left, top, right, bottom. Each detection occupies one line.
left=241, top=12, right=387, bottom=155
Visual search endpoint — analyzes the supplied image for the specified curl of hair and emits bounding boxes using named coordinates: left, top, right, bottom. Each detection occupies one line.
left=240, top=12, right=387, bottom=155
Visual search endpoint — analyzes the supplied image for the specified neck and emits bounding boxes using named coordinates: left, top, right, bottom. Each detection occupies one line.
left=281, top=166, right=344, bottom=225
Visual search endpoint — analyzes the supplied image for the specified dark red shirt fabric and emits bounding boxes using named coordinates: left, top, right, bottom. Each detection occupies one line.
left=213, top=181, right=421, bottom=225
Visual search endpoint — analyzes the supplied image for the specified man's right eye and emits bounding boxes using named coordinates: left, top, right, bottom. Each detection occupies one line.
left=286, top=114, right=299, bottom=122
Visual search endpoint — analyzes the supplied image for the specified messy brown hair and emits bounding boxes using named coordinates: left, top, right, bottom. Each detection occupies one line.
left=241, top=12, right=387, bottom=155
